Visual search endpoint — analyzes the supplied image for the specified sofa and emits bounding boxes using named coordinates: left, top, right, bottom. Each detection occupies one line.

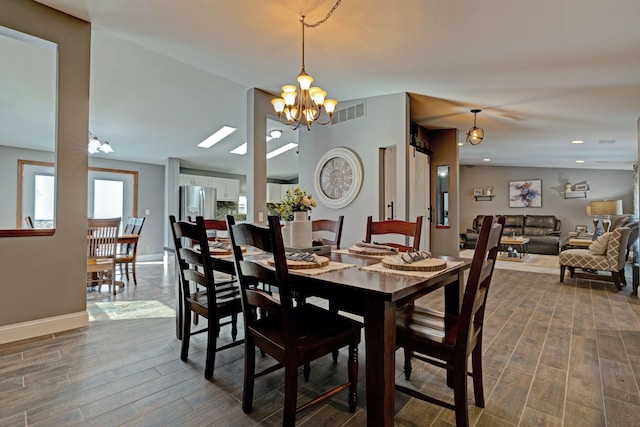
left=464, top=214, right=561, bottom=255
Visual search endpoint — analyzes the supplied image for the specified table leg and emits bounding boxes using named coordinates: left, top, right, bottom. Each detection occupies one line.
left=363, top=298, right=396, bottom=427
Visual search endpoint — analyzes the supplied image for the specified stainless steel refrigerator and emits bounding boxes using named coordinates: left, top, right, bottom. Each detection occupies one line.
left=179, top=185, right=217, bottom=221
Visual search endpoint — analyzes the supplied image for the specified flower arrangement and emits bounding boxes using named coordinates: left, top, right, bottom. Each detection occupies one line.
left=275, top=187, right=317, bottom=221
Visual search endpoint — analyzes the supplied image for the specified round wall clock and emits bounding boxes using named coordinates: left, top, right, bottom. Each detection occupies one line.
left=314, top=147, right=363, bottom=209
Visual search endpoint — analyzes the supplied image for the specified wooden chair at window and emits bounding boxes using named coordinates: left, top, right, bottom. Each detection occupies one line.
left=115, top=217, right=145, bottom=286
left=395, top=215, right=505, bottom=427
left=87, top=217, right=121, bottom=295
left=311, top=216, right=344, bottom=249
left=365, top=215, right=423, bottom=252
left=226, top=215, right=363, bottom=426
left=169, top=215, right=243, bottom=379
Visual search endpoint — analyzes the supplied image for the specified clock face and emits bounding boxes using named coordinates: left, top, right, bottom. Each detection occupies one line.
left=320, top=156, right=354, bottom=200
left=314, top=148, right=363, bottom=209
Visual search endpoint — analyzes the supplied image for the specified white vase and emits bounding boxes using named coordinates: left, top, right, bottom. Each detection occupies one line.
left=281, top=220, right=291, bottom=247
left=290, top=211, right=311, bottom=248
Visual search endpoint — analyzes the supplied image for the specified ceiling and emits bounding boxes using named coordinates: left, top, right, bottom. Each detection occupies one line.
left=9, top=0, right=640, bottom=179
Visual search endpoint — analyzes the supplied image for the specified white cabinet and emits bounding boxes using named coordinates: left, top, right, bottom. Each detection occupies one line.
left=212, top=177, right=240, bottom=201
left=179, top=175, right=240, bottom=202
left=179, top=174, right=209, bottom=187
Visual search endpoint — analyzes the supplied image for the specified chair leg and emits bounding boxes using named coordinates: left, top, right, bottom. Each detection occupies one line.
left=348, top=341, right=359, bottom=412
left=611, top=272, right=623, bottom=290
left=180, top=308, right=192, bottom=363
left=231, top=313, right=238, bottom=341
left=204, top=319, right=216, bottom=379
left=242, top=337, right=256, bottom=413
left=303, top=363, right=310, bottom=381
left=330, top=301, right=339, bottom=362
left=125, top=263, right=130, bottom=281
left=283, top=364, right=299, bottom=427
left=471, top=344, right=485, bottom=407
left=620, top=269, right=628, bottom=287
left=559, top=265, right=566, bottom=282
left=131, top=262, right=138, bottom=286
left=453, top=360, right=470, bottom=427
left=403, top=348, right=413, bottom=380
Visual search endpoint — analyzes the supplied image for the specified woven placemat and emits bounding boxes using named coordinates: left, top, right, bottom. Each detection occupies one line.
left=381, top=255, right=446, bottom=271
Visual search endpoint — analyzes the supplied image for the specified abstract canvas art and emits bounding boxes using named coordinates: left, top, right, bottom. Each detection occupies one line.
left=509, top=179, right=542, bottom=208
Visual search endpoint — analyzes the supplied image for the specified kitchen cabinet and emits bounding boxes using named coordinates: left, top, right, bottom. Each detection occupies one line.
left=179, top=174, right=240, bottom=202
left=212, top=177, right=240, bottom=201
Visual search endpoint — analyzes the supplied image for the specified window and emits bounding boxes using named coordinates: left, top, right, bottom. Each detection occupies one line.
left=34, top=174, right=55, bottom=222
left=93, top=179, right=124, bottom=220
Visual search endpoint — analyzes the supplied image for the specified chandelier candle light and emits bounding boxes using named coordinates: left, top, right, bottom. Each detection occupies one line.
left=271, top=1, right=343, bottom=130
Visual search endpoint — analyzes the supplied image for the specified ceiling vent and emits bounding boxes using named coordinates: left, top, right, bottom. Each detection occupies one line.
left=598, top=139, right=616, bottom=144
left=331, top=101, right=366, bottom=125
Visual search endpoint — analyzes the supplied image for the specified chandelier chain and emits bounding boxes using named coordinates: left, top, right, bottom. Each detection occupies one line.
left=302, top=0, right=343, bottom=27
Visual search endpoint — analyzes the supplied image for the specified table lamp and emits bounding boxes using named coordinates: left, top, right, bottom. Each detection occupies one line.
left=589, top=200, right=623, bottom=232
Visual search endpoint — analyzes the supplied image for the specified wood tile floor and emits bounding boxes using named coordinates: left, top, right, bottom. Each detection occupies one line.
left=1, top=259, right=640, bottom=426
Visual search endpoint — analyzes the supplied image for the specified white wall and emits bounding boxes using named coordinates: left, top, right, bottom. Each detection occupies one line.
left=460, top=165, right=634, bottom=240
left=89, top=157, right=165, bottom=258
left=297, top=93, right=409, bottom=248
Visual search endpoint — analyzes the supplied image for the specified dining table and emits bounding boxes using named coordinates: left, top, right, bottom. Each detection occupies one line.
left=174, top=248, right=470, bottom=427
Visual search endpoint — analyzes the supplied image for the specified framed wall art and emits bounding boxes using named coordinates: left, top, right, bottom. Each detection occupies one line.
left=509, top=179, right=542, bottom=208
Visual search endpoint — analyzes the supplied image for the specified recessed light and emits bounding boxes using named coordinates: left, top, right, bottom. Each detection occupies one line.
left=230, top=143, right=247, bottom=155
left=571, top=140, right=584, bottom=144
left=575, top=160, right=585, bottom=163
left=267, top=143, right=298, bottom=159
left=483, top=158, right=491, bottom=162
left=197, top=125, right=237, bottom=148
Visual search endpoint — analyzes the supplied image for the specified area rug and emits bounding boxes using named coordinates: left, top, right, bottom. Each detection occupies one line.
left=459, top=249, right=560, bottom=275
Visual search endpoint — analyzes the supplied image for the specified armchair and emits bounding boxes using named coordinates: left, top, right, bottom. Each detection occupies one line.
left=559, top=227, right=631, bottom=290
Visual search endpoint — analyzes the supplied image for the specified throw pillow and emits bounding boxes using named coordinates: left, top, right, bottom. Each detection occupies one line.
left=589, top=232, right=611, bottom=255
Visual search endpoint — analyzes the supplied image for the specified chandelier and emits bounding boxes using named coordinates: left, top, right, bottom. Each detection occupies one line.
left=466, top=109, right=484, bottom=145
left=88, top=132, right=114, bottom=154
left=271, top=1, right=342, bottom=131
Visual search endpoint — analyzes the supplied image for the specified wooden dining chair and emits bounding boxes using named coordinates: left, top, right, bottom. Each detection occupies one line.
left=395, top=215, right=505, bottom=427
left=115, top=217, right=145, bottom=286
left=365, top=215, right=423, bottom=252
left=226, top=215, right=363, bottom=426
left=169, top=215, right=243, bottom=379
left=311, top=216, right=344, bottom=248
left=87, top=217, right=121, bottom=295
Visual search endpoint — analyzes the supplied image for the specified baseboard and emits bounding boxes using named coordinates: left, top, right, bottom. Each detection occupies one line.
left=0, top=311, right=88, bottom=345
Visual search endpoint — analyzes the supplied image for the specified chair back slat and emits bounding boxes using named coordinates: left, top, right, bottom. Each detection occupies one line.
left=87, top=218, right=120, bottom=259
left=227, top=215, right=297, bottom=345
left=312, top=216, right=344, bottom=248
left=169, top=215, right=218, bottom=306
left=457, top=215, right=505, bottom=351
left=365, top=216, right=423, bottom=252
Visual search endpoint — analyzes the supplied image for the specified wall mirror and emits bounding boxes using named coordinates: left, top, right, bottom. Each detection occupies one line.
left=435, top=165, right=450, bottom=226
left=265, top=117, right=299, bottom=215
left=0, top=26, right=58, bottom=235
